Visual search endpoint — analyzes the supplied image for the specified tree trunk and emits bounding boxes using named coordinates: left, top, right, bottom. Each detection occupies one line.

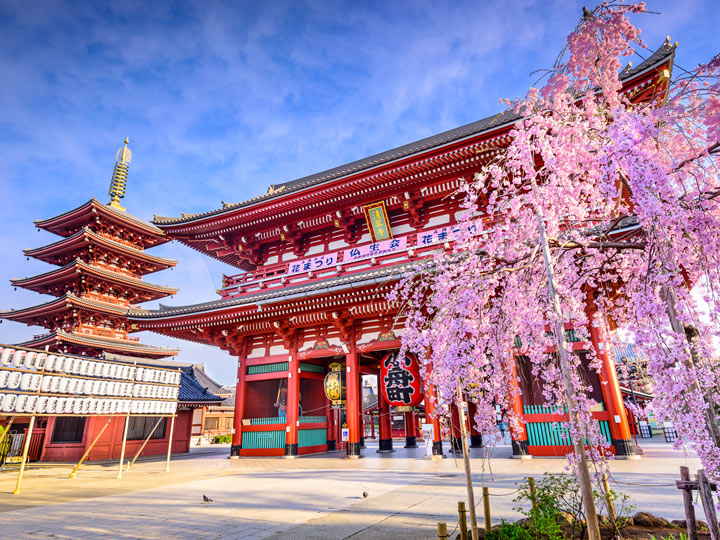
left=457, top=386, right=479, bottom=540
left=535, top=207, right=602, bottom=540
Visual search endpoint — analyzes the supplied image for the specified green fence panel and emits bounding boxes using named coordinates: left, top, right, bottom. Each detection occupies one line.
left=299, top=428, right=327, bottom=448
left=299, top=363, right=326, bottom=374
left=247, top=362, right=289, bottom=375
left=247, top=417, right=286, bottom=425
left=299, top=416, right=326, bottom=424
left=242, top=430, right=285, bottom=449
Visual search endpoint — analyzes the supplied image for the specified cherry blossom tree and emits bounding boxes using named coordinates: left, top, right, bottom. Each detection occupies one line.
left=390, top=3, right=720, bottom=538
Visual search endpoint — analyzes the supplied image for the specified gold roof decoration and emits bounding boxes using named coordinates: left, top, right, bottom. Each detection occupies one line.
left=108, top=138, right=132, bottom=210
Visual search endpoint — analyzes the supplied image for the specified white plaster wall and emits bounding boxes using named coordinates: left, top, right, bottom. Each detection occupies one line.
left=328, top=240, right=347, bottom=250
left=392, top=223, right=415, bottom=235
left=426, top=213, right=451, bottom=227
left=305, top=244, right=324, bottom=255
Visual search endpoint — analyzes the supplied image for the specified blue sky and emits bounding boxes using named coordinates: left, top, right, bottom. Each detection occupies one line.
left=1, top=0, right=718, bottom=384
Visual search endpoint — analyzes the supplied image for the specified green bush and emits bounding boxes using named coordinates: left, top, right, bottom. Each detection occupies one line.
left=213, top=434, right=232, bottom=444
left=492, top=473, right=634, bottom=540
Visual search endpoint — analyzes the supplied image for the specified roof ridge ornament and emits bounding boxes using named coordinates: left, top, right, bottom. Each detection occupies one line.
left=108, top=138, right=132, bottom=211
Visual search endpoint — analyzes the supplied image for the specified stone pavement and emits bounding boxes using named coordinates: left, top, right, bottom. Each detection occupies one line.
left=0, top=438, right=702, bottom=539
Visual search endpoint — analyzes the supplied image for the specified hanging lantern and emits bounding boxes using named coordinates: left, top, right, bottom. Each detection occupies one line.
left=380, top=351, right=424, bottom=409
left=324, top=362, right=346, bottom=409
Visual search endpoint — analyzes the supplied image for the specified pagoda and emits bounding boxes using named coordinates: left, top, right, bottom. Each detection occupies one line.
left=1, top=139, right=178, bottom=359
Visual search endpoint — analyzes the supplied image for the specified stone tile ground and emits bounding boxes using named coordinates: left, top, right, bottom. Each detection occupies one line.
left=0, top=439, right=702, bottom=539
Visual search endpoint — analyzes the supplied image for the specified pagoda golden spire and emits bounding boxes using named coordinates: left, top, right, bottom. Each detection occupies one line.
left=108, top=137, right=132, bottom=210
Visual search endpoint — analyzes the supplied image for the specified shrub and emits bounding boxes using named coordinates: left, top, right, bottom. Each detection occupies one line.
left=213, top=434, right=232, bottom=444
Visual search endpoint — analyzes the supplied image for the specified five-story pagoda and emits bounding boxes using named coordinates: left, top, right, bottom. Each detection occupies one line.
left=1, top=140, right=178, bottom=359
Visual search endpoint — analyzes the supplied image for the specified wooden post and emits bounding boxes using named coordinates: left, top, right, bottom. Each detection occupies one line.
left=698, top=470, right=720, bottom=540
left=528, top=476, right=537, bottom=512
left=457, top=386, right=479, bottom=540
left=482, top=486, right=491, bottom=532
left=69, top=416, right=113, bottom=478
left=165, top=414, right=176, bottom=472
left=458, top=501, right=469, bottom=540
left=602, top=473, right=616, bottom=522
left=117, top=414, right=130, bottom=479
left=0, top=416, right=16, bottom=448
left=534, top=201, right=601, bottom=540
left=679, top=466, right=698, bottom=540
left=437, top=522, right=449, bottom=540
left=12, top=416, right=35, bottom=495
left=127, top=416, right=163, bottom=471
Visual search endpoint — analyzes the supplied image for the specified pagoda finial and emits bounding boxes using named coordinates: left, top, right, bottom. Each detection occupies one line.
left=108, top=137, right=132, bottom=210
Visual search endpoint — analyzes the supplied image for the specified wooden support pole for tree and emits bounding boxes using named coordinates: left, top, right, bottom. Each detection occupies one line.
left=0, top=416, right=16, bottom=450
left=456, top=386, right=479, bottom=540
left=437, top=522, right=449, bottom=540
left=528, top=476, right=537, bottom=512
left=482, top=486, right=491, bottom=532
left=602, top=473, right=616, bottom=522
left=698, top=470, right=720, bottom=540
left=69, top=416, right=113, bottom=478
left=534, top=203, right=601, bottom=540
left=679, top=466, right=698, bottom=540
left=458, top=501, right=469, bottom=540
left=165, top=414, right=176, bottom=472
left=12, top=416, right=35, bottom=495
left=117, top=414, right=130, bottom=480
left=127, top=416, right=164, bottom=471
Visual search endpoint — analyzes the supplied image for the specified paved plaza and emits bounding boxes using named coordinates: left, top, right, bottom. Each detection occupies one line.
left=0, top=438, right=701, bottom=539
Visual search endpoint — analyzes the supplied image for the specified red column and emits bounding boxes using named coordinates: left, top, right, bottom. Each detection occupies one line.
left=230, top=338, right=247, bottom=457
left=404, top=411, right=418, bottom=448
left=509, top=358, right=529, bottom=456
left=424, top=371, right=444, bottom=458
left=285, top=339, right=300, bottom=457
left=450, top=404, right=462, bottom=453
left=345, top=339, right=361, bottom=457
left=377, top=384, right=393, bottom=452
left=585, top=292, right=635, bottom=456
left=467, top=402, right=483, bottom=448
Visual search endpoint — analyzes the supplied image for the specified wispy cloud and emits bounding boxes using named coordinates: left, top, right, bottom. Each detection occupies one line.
left=1, top=0, right=718, bottom=382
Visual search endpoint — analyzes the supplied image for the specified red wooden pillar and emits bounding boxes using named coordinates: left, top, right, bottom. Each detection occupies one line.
left=509, top=358, right=529, bottom=456
left=424, top=368, right=444, bottom=458
left=467, top=401, right=483, bottom=448
left=345, top=338, right=361, bottom=457
left=450, top=403, right=463, bottom=453
left=585, top=291, right=635, bottom=457
left=285, top=339, right=300, bottom=457
left=377, top=384, right=393, bottom=452
left=404, top=411, right=418, bottom=448
left=230, top=338, right=247, bottom=457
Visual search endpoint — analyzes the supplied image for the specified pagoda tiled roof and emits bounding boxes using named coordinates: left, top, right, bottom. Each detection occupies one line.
left=16, top=329, right=178, bottom=358
left=177, top=367, right=224, bottom=404
left=11, top=258, right=178, bottom=300
left=0, top=292, right=128, bottom=323
left=152, top=43, right=676, bottom=228
left=35, top=199, right=169, bottom=247
left=24, top=227, right=177, bottom=271
left=130, top=261, right=419, bottom=320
